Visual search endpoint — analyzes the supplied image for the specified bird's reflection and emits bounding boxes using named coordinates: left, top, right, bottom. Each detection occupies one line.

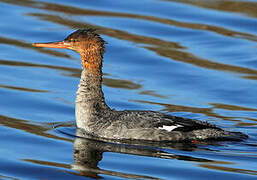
left=71, top=129, right=218, bottom=179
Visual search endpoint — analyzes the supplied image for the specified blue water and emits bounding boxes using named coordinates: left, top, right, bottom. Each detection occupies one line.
left=0, top=0, right=257, bottom=179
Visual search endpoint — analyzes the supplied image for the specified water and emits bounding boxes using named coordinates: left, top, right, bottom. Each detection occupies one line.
left=0, top=0, right=257, bottom=179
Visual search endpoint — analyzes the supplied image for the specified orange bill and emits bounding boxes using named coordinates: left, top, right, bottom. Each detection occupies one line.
left=32, top=41, right=70, bottom=49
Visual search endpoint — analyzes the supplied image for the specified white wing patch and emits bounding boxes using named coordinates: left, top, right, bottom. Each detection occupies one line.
left=158, top=125, right=183, bottom=132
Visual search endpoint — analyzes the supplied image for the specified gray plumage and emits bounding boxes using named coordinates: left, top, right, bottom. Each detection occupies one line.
left=33, top=29, right=247, bottom=142
left=76, top=67, right=247, bottom=142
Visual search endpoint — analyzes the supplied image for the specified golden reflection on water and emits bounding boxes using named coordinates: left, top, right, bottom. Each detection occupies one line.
left=2, top=0, right=257, bottom=79
left=24, top=12, right=257, bottom=81
left=199, top=164, right=257, bottom=176
left=0, top=36, right=71, bottom=58
left=0, top=0, right=256, bottom=178
left=134, top=100, right=257, bottom=123
left=0, top=84, right=48, bottom=92
left=1, top=0, right=257, bottom=80
left=0, top=115, right=71, bottom=142
left=23, top=158, right=159, bottom=179
left=26, top=12, right=257, bottom=80
left=103, top=78, right=141, bottom=89
left=168, top=0, right=257, bottom=18
left=0, top=58, right=142, bottom=90
left=4, top=0, right=255, bottom=42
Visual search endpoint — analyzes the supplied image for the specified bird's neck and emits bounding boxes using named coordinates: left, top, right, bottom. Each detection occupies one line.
left=80, top=49, right=103, bottom=76
left=76, top=67, right=104, bottom=102
left=75, top=63, right=111, bottom=130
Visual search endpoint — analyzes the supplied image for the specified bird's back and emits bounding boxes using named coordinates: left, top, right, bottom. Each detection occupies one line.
left=85, top=110, right=247, bottom=142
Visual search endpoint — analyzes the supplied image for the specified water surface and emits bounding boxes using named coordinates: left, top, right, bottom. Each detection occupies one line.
left=0, top=0, right=257, bottom=179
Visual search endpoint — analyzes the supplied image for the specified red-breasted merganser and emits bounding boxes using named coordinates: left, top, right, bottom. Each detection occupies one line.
left=33, top=29, right=247, bottom=142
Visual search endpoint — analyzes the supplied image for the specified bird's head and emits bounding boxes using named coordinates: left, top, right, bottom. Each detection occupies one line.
left=33, top=29, right=106, bottom=70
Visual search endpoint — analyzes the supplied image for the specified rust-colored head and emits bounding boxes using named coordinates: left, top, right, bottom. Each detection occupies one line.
left=33, top=29, right=106, bottom=72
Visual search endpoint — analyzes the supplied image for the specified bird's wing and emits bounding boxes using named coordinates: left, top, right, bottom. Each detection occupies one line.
left=155, top=114, right=220, bottom=132
left=118, top=110, right=220, bottom=132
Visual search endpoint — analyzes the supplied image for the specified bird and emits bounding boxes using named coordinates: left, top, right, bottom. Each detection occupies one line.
left=33, top=29, right=247, bottom=142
